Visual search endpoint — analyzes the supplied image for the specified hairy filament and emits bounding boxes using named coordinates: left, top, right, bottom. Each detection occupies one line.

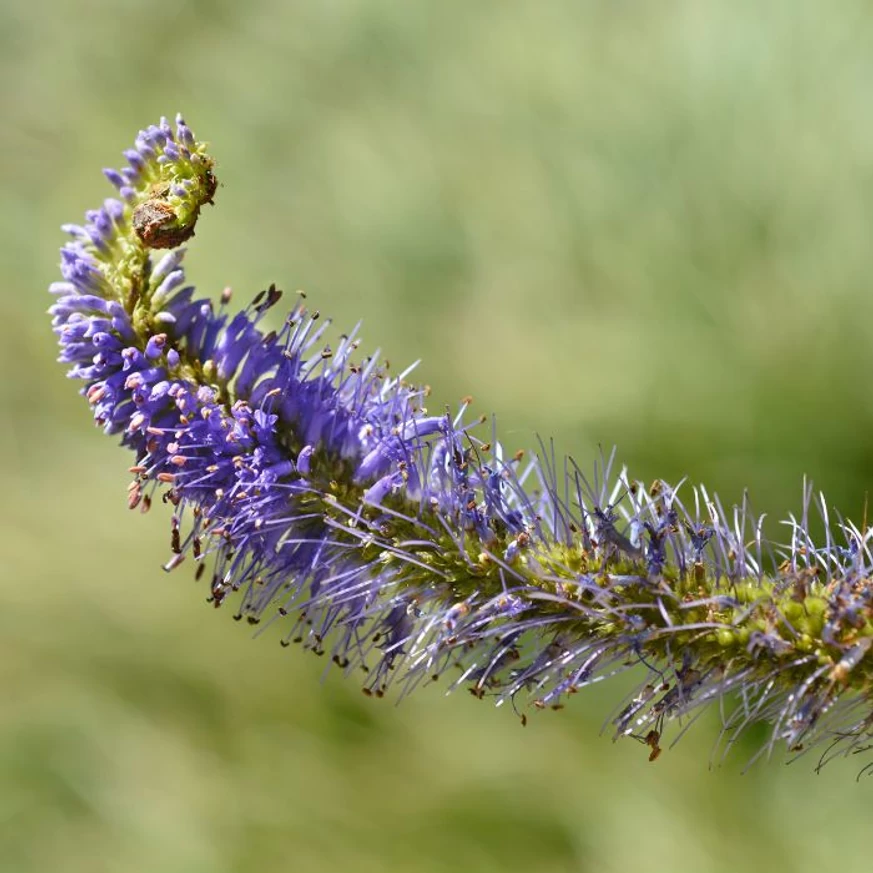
left=51, top=115, right=873, bottom=769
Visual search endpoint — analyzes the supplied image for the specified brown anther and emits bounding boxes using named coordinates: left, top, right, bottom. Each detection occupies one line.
left=156, top=472, right=176, bottom=483
left=644, top=729, right=662, bottom=762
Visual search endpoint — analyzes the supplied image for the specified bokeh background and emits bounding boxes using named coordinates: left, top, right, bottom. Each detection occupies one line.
left=4, top=1, right=873, bottom=871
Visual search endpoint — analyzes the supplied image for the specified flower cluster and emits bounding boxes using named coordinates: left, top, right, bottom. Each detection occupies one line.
left=51, top=116, right=873, bottom=770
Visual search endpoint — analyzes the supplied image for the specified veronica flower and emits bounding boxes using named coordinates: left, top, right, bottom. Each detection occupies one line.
left=51, top=115, right=873, bottom=771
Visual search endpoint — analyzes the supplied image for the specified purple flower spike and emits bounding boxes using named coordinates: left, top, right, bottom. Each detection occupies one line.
left=50, top=116, right=873, bottom=773
left=123, top=148, right=145, bottom=172
left=103, top=168, right=125, bottom=189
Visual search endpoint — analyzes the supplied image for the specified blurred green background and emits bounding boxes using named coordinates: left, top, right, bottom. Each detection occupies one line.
left=3, top=1, right=873, bottom=871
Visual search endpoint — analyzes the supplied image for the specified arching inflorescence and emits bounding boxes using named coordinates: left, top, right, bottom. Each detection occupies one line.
left=51, top=116, right=873, bottom=769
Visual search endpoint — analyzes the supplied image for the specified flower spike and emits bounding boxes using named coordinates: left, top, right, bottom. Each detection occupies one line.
left=51, top=116, right=873, bottom=770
